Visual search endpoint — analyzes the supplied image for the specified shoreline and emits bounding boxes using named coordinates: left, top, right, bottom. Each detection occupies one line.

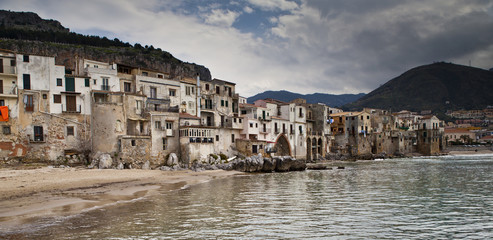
left=0, top=167, right=243, bottom=232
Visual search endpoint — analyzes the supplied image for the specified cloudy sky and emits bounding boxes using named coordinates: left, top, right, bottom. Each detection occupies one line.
left=3, top=0, right=493, bottom=97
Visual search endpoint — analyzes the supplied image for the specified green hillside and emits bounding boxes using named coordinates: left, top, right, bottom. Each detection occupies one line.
left=344, top=62, right=493, bottom=113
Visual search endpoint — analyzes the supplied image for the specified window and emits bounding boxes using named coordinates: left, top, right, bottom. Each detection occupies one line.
left=231, top=134, right=235, bottom=143
left=33, top=126, right=43, bottom=141
left=23, top=55, right=29, bottom=62
left=299, top=126, right=303, bottom=134
left=157, top=74, right=164, bottom=79
left=225, top=101, right=229, bottom=107
left=102, top=77, right=109, bottom=91
left=216, top=86, right=220, bottom=94
left=124, top=82, right=131, bottom=92
left=23, top=74, right=30, bottom=90
left=136, top=100, right=142, bottom=110
left=216, top=135, right=219, bottom=141
left=150, top=87, right=157, bottom=98
left=25, top=95, right=34, bottom=111
left=3, top=126, right=11, bottom=135
left=0, top=80, right=3, bottom=94
left=67, top=126, right=74, bottom=136
left=166, top=121, right=173, bottom=129
left=163, top=138, right=168, bottom=150
left=56, top=78, right=63, bottom=86
left=186, top=86, right=194, bottom=96
left=250, top=123, right=253, bottom=128
left=42, top=94, right=47, bottom=99
left=142, top=72, right=148, bottom=76
left=0, top=100, right=4, bottom=106
left=205, top=84, right=209, bottom=91
left=94, top=79, right=97, bottom=85
left=85, top=78, right=90, bottom=87
left=155, top=121, right=161, bottom=129
left=10, top=59, right=15, bottom=66
left=169, top=89, right=176, bottom=96
left=131, top=140, right=136, bottom=146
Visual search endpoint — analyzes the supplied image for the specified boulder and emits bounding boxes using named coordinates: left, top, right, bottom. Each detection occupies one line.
left=274, top=156, right=306, bottom=172
left=117, top=162, right=124, bottom=170
left=262, top=157, right=276, bottom=172
left=160, top=166, right=172, bottom=171
left=232, top=158, right=246, bottom=172
left=98, top=154, right=113, bottom=169
left=142, top=161, right=150, bottom=170
left=167, top=153, right=179, bottom=166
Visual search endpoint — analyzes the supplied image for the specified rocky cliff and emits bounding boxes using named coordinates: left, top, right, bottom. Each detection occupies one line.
left=0, top=10, right=211, bottom=81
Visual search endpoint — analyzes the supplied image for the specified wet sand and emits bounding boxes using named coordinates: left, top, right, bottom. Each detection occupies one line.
left=0, top=167, right=242, bottom=231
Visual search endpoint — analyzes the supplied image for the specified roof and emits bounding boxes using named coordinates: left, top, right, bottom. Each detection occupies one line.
left=180, top=77, right=197, bottom=85
left=239, top=103, right=257, bottom=108
left=179, top=113, right=200, bottom=119
left=271, top=116, right=289, bottom=121
left=444, top=128, right=471, bottom=134
left=421, top=115, right=437, bottom=120
left=259, top=98, right=288, bottom=105
left=212, top=78, right=236, bottom=85
left=330, top=112, right=356, bottom=117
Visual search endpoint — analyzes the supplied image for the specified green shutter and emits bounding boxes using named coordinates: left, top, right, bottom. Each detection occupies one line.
left=85, top=78, right=90, bottom=87
left=65, top=77, right=75, bottom=92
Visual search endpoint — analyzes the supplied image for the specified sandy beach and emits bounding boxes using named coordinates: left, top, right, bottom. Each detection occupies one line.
left=0, top=167, right=243, bottom=231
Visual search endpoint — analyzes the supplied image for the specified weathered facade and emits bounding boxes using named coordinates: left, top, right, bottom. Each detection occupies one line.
left=0, top=50, right=446, bottom=166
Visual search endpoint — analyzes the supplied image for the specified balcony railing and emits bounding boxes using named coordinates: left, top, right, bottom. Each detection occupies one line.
left=101, top=85, right=110, bottom=91
left=146, top=105, right=179, bottom=113
left=28, top=134, right=47, bottom=143
left=164, top=129, right=175, bottom=137
left=202, top=103, right=215, bottom=110
left=189, top=137, right=214, bottom=143
left=0, top=66, right=16, bottom=75
left=62, top=104, right=81, bottom=113
left=127, top=130, right=151, bottom=136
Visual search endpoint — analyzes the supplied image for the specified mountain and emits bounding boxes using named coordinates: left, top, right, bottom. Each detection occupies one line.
left=0, top=10, right=211, bottom=80
left=343, top=62, right=493, bottom=112
left=247, top=90, right=365, bottom=107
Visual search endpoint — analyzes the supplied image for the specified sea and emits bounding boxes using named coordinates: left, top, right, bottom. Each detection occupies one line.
left=2, top=154, right=493, bottom=239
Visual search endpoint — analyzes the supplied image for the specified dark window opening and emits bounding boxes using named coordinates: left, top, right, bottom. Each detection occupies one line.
left=67, top=126, right=74, bottom=136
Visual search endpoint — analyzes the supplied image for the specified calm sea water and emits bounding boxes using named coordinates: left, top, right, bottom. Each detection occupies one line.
left=3, top=154, right=493, bottom=239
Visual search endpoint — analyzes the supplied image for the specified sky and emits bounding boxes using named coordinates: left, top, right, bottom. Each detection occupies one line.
left=2, top=0, right=493, bottom=97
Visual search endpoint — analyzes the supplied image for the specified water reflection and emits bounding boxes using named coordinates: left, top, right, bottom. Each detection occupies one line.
left=3, top=155, right=493, bottom=239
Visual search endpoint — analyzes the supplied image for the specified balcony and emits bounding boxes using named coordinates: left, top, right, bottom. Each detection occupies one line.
left=201, top=103, right=216, bottom=111
left=146, top=105, right=179, bottom=113
left=62, top=104, right=81, bottom=113
left=0, top=87, right=17, bottom=97
left=309, top=131, right=323, bottom=136
left=189, top=137, right=214, bottom=143
left=161, top=128, right=175, bottom=137
left=0, top=66, right=16, bottom=75
left=101, top=85, right=110, bottom=91
left=28, top=134, right=47, bottom=143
